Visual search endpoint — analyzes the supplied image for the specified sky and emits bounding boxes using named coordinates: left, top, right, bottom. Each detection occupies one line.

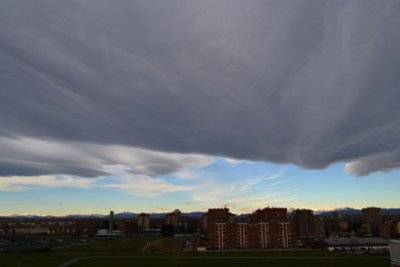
left=1, top=0, right=400, bottom=215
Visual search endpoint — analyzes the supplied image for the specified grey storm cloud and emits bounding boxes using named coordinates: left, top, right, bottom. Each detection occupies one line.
left=0, top=136, right=212, bottom=178
left=1, top=0, right=400, bottom=177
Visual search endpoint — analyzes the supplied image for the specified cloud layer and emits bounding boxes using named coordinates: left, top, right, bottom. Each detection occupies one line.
left=0, top=136, right=212, bottom=178
left=1, top=0, right=400, bottom=177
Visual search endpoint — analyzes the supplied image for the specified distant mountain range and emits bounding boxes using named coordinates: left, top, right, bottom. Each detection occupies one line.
left=2, top=208, right=400, bottom=221
left=315, top=207, right=400, bottom=217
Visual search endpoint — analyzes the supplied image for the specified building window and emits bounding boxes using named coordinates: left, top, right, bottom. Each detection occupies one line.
left=216, top=223, right=226, bottom=249
left=259, top=223, right=269, bottom=249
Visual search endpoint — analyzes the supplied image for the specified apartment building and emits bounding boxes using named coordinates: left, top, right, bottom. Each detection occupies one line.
left=206, top=207, right=296, bottom=250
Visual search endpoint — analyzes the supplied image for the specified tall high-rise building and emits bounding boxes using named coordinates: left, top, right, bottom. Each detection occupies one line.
left=165, top=209, right=181, bottom=228
left=137, top=213, right=150, bottom=232
left=251, top=208, right=295, bottom=249
left=379, top=221, right=392, bottom=239
left=253, top=207, right=288, bottom=221
left=236, top=223, right=248, bottom=249
left=201, top=214, right=208, bottom=232
left=109, top=210, right=114, bottom=232
left=362, top=207, right=382, bottom=237
left=206, top=207, right=295, bottom=250
left=314, top=217, right=326, bottom=239
left=207, top=208, right=235, bottom=250
left=293, top=209, right=316, bottom=239
left=362, top=207, right=382, bottom=226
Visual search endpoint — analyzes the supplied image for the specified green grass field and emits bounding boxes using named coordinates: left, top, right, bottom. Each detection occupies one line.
left=61, top=236, right=156, bottom=253
left=70, top=256, right=391, bottom=267
left=0, top=236, right=154, bottom=267
left=0, top=254, right=391, bottom=267
left=0, top=237, right=392, bottom=267
left=0, top=253, right=71, bottom=267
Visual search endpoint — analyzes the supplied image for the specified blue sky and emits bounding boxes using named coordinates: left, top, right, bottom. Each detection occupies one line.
left=1, top=158, right=399, bottom=216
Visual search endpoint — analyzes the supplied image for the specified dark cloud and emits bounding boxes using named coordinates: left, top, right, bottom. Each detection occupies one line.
left=0, top=137, right=212, bottom=178
left=1, top=0, right=400, bottom=176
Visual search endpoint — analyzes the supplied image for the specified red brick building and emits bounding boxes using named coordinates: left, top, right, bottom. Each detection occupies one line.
left=253, top=207, right=288, bottom=221
left=165, top=209, right=181, bottom=228
left=379, top=221, right=392, bottom=239
left=314, top=217, right=326, bottom=239
left=251, top=208, right=296, bottom=249
left=362, top=207, right=382, bottom=237
left=206, top=207, right=296, bottom=250
left=293, top=209, right=315, bottom=239
left=362, top=207, right=382, bottom=227
left=206, top=208, right=236, bottom=249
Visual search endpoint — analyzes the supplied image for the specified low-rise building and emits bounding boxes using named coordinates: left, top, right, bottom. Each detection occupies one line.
left=324, top=237, right=389, bottom=252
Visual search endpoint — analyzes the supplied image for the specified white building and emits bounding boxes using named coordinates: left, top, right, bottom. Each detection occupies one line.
left=96, top=229, right=123, bottom=236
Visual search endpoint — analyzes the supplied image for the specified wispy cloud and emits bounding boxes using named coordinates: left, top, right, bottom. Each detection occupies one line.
left=99, top=174, right=193, bottom=197
left=186, top=172, right=299, bottom=212
left=0, top=168, right=295, bottom=210
left=0, top=165, right=195, bottom=197
left=0, top=175, right=94, bottom=192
